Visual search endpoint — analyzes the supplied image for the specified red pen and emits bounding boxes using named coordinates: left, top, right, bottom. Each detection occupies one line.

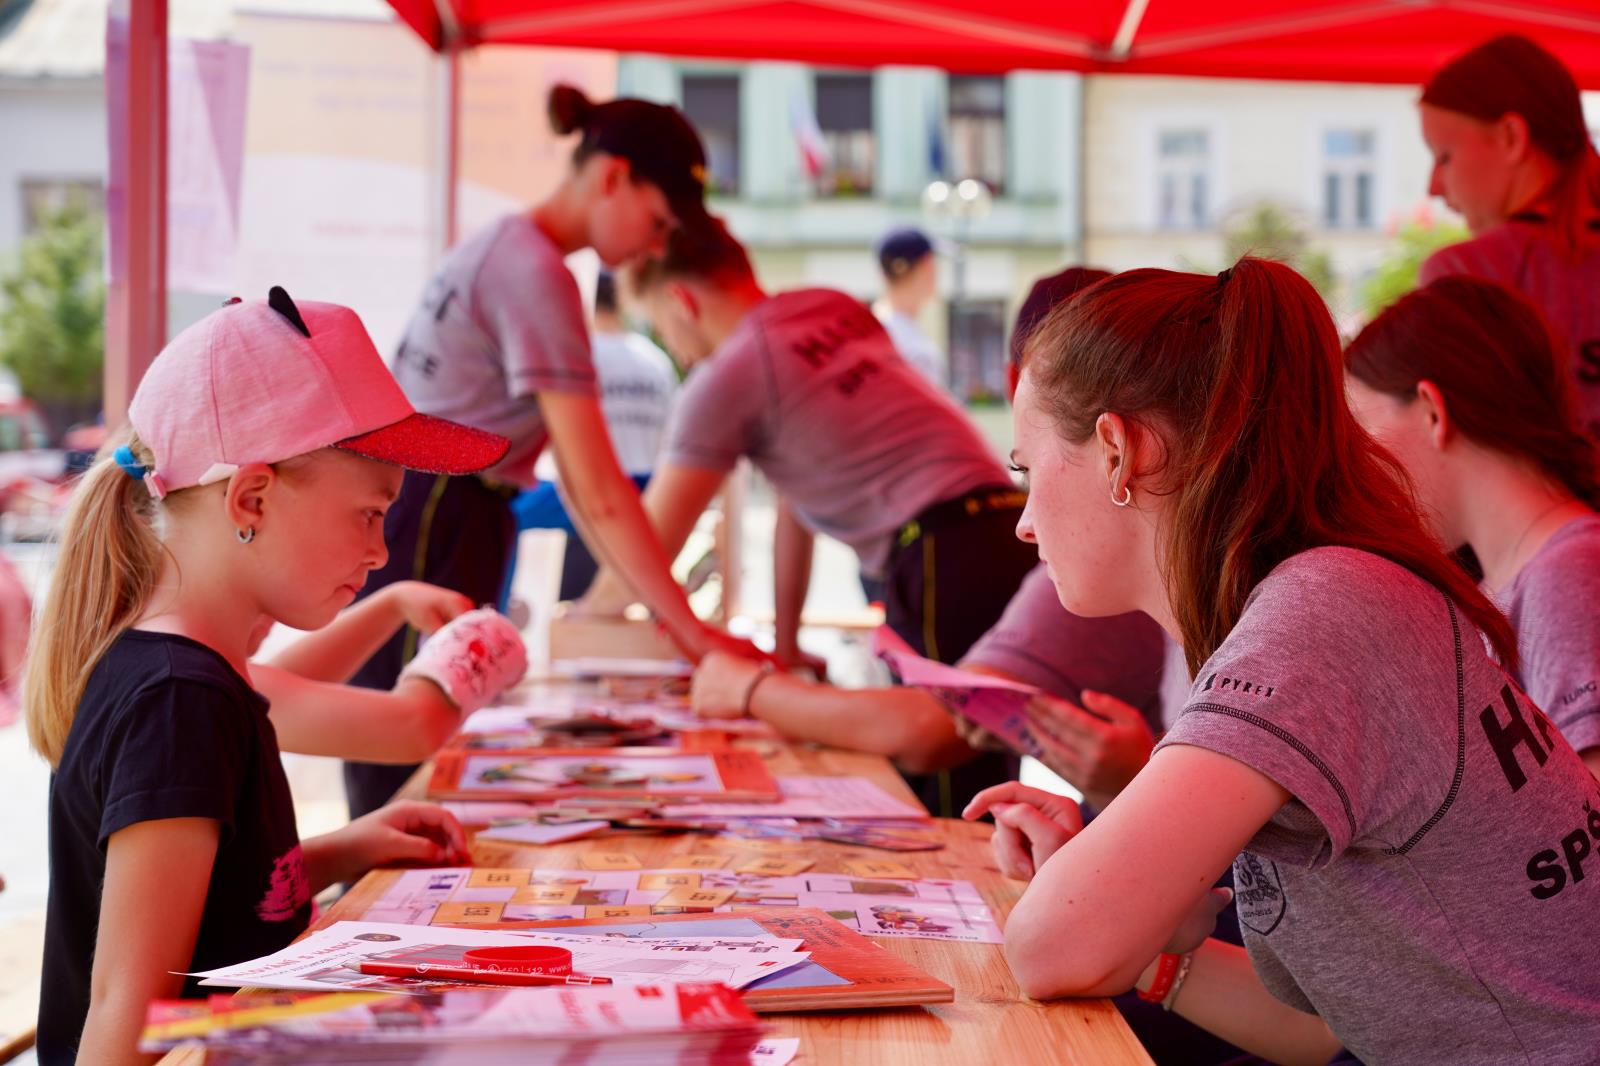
left=357, top=961, right=613, bottom=986
left=359, top=944, right=613, bottom=987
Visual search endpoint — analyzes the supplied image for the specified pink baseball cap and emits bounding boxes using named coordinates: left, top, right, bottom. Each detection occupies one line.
left=128, top=287, right=509, bottom=498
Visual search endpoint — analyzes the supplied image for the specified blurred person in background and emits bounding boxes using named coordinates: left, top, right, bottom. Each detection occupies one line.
left=506, top=270, right=679, bottom=602
left=1418, top=34, right=1600, bottom=434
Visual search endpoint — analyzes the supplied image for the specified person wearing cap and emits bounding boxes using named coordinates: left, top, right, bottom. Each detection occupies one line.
left=1417, top=34, right=1600, bottom=434
left=872, top=226, right=946, bottom=387
left=26, top=290, right=531, bottom=1065
left=344, top=84, right=762, bottom=819
left=581, top=217, right=1039, bottom=815
left=505, top=270, right=680, bottom=603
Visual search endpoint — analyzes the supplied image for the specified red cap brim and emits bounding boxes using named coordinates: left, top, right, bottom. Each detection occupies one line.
left=334, top=413, right=510, bottom=476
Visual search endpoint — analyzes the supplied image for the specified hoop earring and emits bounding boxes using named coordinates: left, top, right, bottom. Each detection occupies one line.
left=1111, top=484, right=1132, bottom=508
left=236, top=526, right=256, bottom=544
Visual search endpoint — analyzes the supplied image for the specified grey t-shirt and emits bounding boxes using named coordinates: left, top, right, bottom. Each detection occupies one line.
left=590, top=329, right=678, bottom=477
left=1422, top=221, right=1600, bottom=436
left=662, top=289, right=1008, bottom=574
left=963, top=565, right=1167, bottom=729
left=874, top=304, right=944, bottom=386
left=392, top=214, right=597, bottom=485
left=1157, top=547, right=1600, bottom=1065
left=1497, top=513, right=1600, bottom=755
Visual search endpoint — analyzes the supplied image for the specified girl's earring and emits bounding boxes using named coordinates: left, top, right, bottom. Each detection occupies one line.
left=1110, top=484, right=1132, bottom=508
left=236, top=526, right=256, bottom=544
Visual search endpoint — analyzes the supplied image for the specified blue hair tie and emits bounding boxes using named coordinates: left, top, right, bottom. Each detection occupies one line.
left=113, top=445, right=145, bottom=479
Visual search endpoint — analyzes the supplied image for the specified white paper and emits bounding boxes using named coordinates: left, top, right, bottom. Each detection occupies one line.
left=476, top=819, right=610, bottom=845
left=751, top=1037, right=801, bottom=1066
left=192, top=921, right=810, bottom=993
left=551, top=657, right=694, bottom=679
left=659, top=775, right=927, bottom=820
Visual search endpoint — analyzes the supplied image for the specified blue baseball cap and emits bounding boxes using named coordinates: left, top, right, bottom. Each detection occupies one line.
left=875, top=227, right=938, bottom=278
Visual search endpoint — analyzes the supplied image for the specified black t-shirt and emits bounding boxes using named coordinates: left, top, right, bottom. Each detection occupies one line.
left=38, top=630, right=310, bottom=1065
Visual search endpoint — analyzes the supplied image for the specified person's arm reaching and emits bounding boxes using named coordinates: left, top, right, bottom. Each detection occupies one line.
left=251, top=665, right=460, bottom=763
left=772, top=500, right=814, bottom=668
left=264, top=582, right=471, bottom=683
left=691, top=651, right=976, bottom=773
left=569, top=440, right=726, bottom=624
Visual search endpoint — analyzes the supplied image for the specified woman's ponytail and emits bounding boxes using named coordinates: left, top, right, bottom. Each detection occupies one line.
left=25, top=435, right=167, bottom=766
left=548, top=84, right=594, bottom=137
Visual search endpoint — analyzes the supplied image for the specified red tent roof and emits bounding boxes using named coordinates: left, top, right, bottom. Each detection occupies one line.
left=389, top=0, right=1600, bottom=85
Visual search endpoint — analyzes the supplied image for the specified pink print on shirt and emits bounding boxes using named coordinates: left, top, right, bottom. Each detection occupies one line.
left=256, top=844, right=310, bottom=922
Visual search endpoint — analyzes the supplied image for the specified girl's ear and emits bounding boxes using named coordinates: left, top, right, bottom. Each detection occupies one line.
left=1415, top=380, right=1452, bottom=451
left=667, top=280, right=700, bottom=322
left=224, top=464, right=276, bottom=533
left=1095, top=412, right=1131, bottom=497
left=597, top=155, right=630, bottom=197
left=1494, top=112, right=1534, bottom=163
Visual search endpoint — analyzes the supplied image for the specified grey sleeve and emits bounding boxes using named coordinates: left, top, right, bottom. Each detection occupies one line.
left=475, top=240, right=597, bottom=400
left=962, top=567, right=1166, bottom=723
left=660, top=338, right=769, bottom=472
left=1513, top=554, right=1600, bottom=754
left=1155, top=554, right=1409, bottom=863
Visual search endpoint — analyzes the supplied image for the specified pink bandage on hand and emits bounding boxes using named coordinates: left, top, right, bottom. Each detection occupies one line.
left=400, top=608, right=528, bottom=713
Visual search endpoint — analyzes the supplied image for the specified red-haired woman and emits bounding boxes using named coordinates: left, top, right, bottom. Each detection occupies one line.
left=1418, top=35, right=1600, bottom=434
left=1347, top=276, right=1600, bottom=778
left=967, top=259, right=1600, bottom=1064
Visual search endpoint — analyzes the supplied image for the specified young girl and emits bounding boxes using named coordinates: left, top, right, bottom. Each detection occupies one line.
left=965, top=260, right=1600, bottom=1064
left=29, top=290, right=526, bottom=1066
left=346, top=84, right=761, bottom=818
left=1346, top=276, right=1600, bottom=777
left=1418, top=34, right=1600, bottom=433
left=581, top=217, right=1039, bottom=815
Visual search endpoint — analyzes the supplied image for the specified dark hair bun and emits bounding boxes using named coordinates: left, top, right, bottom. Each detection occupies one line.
left=548, top=84, right=593, bottom=136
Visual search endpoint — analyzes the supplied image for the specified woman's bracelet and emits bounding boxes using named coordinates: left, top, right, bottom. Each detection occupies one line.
left=1161, top=952, right=1195, bottom=1011
left=738, top=662, right=777, bottom=717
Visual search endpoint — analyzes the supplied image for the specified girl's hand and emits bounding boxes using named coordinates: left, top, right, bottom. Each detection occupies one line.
left=691, top=650, right=766, bottom=719
left=964, top=783, right=1085, bottom=881
left=1024, top=689, right=1155, bottom=805
left=386, top=581, right=474, bottom=635
left=342, top=800, right=471, bottom=875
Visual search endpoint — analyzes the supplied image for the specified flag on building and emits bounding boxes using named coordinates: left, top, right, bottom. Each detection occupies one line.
left=790, top=88, right=830, bottom=179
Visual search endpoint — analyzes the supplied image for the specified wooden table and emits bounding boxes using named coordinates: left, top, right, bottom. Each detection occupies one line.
left=160, top=696, right=1152, bottom=1064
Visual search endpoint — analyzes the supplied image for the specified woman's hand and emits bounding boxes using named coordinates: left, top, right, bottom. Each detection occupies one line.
left=335, top=800, right=471, bottom=880
left=964, top=782, right=1085, bottom=881
left=691, top=650, right=768, bottom=719
left=1024, top=689, right=1155, bottom=806
left=384, top=581, right=474, bottom=635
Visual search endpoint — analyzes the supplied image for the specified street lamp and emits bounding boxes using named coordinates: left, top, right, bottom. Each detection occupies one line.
left=922, top=178, right=993, bottom=398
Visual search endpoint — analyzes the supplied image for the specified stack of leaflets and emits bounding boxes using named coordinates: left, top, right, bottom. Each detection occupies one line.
left=140, top=983, right=766, bottom=1064
left=190, top=921, right=814, bottom=995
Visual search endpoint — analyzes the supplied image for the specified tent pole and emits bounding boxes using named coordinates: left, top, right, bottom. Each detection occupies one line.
left=104, top=0, right=168, bottom=426
left=430, top=45, right=461, bottom=263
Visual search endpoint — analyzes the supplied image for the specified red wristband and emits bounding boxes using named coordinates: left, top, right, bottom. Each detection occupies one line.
left=1137, top=952, right=1183, bottom=1003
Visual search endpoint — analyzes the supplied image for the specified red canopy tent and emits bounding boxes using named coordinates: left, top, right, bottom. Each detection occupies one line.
left=385, top=0, right=1600, bottom=85
left=105, top=0, right=1600, bottom=417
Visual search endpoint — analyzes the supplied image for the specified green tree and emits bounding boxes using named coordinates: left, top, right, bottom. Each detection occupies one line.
left=1359, top=217, right=1470, bottom=318
left=0, top=194, right=105, bottom=410
left=1219, top=201, right=1337, bottom=298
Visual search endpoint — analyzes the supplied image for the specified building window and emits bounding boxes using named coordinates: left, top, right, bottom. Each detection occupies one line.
left=948, top=298, right=1008, bottom=402
left=681, top=73, right=741, bottom=197
left=1155, top=128, right=1210, bottom=230
left=21, top=179, right=103, bottom=234
left=815, top=73, right=875, bottom=197
left=1323, top=128, right=1375, bottom=230
left=946, top=75, right=1005, bottom=194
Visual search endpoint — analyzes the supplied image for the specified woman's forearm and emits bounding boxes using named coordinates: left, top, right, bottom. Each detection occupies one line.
left=1156, top=939, right=1343, bottom=1066
left=753, top=675, right=973, bottom=773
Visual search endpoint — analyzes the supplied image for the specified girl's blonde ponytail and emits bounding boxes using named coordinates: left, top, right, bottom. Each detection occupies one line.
left=25, top=435, right=166, bottom=766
